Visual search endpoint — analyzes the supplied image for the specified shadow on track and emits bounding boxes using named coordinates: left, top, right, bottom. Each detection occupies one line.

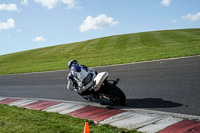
left=99, top=98, right=182, bottom=109
left=125, top=98, right=183, bottom=108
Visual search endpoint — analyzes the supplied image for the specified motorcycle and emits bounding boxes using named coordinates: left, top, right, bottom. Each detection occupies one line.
left=80, top=71, right=126, bottom=105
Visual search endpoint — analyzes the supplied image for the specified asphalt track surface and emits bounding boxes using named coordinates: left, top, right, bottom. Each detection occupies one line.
left=0, top=56, right=200, bottom=116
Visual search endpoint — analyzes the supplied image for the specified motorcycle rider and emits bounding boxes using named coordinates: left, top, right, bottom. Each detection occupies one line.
left=67, top=60, right=97, bottom=98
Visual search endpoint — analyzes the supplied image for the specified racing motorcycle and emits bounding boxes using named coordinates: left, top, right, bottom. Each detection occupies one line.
left=76, top=70, right=126, bottom=105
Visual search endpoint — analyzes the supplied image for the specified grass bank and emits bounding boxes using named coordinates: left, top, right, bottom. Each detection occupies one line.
left=0, top=104, right=139, bottom=133
left=0, top=28, right=200, bottom=75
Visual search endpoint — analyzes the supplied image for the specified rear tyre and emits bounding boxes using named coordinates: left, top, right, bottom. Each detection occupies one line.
left=102, top=83, right=126, bottom=105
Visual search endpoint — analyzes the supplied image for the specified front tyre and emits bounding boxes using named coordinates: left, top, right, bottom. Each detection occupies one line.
left=103, top=83, right=126, bottom=105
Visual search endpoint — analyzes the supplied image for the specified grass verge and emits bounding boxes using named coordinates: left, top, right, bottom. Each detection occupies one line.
left=0, top=104, right=140, bottom=133
left=0, top=28, right=200, bottom=75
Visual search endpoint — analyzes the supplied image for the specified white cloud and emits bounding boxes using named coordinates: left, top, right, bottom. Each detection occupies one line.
left=61, top=0, right=78, bottom=9
left=21, top=0, right=29, bottom=6
left=33, top=36, right=46, bottom=41
left=0, top=18, right=15, bottom=30
left=161, top=0, right=172, bottom=6
left=34, top=0, right=59, bottom=9
left=0, top=3, right=19, bottom=11
left=34, top=0, right=80, bottom=9
left=171, top=19, right=177, bottom=23
left=79, top=14, right=119, bottom=32
left=182, top=12, right=200, bottom=22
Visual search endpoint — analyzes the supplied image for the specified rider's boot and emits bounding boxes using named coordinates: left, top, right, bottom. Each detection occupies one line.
left=113, top=78, right=119, bottom=85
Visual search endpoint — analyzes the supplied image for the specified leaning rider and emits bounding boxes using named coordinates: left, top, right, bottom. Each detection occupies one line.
left=67, top=60, right=97, bottom=97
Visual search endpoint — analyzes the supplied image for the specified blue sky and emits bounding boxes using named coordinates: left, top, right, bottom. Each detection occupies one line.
left=0, top=0, right=200, bottom=55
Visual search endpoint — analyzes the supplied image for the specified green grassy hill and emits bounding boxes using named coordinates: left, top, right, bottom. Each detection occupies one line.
left=0, top=28, right=200, bottom=75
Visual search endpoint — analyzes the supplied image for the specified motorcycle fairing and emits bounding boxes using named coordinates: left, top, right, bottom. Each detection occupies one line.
left=70, top=65, right=95, bottom=90
left=71, top=65, right=88, bottom=82
left=94, top=72, right=109, bottom=91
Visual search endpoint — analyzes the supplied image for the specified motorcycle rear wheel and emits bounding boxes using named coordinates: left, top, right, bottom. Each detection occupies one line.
left=102, top=83, right=126, bottom=105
